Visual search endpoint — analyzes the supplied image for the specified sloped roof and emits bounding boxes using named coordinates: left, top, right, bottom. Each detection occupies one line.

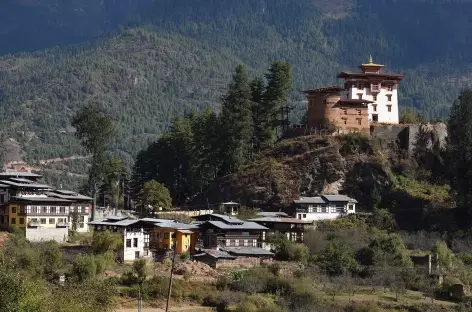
left=194, top=249, right=236, bottom=259
left=223, top=247, right=274, bottom=256
left=205, top=220, right=268, bottom=230
left=257, top=211, right=289, bottom=217
left=294, top=195, right=357, bottom=204
left=249, top=217, right=312, bottom=224
left=0, top=171, right=42, bottom=178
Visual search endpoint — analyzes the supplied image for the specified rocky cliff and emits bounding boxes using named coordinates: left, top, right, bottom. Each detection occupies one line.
left=198, top=134, right=392, bottom=210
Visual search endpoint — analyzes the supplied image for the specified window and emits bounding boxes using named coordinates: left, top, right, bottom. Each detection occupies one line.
left=49, top=218, right=55, bottom=224
left=40, top=218, right=46, bottom=224
left=78, top=206, right=82, bottom=213
left=357, top=119, right=362, bottom=125
left=349, top=205, right=354, bottom=211
left=298, top=214, right=302, bottom=220
left=135, top=251, right=140, bottom=259
left=126, top=239, right=132, bottom=247
left=303, top=214, right=307, bottom=218
left=357, top=84, right=363, bottom=90
left=235, top=240, right=239, bottom=246
left=50, top=207, right=56, bottom=213
left=387, top=105, right=392, bottom=112
left=19, top=207, right=25, bottom=214
left=357, top=93, right=363, bottom=100
left=357, top=110, right=361, bottom=115
left=60, top=207, right=65, bottom=213
left=19, top=218, right=24, bottom=225
left=387, top=95, right=392, bottom=101
left=42, top=206, right=47, bottom=213
left=164, top=233, right=169, bottom=239
left=373, top=104, right=377, bottom=112
left=133, top=238, right=138, bottom=247
left=253, top=239, right=257, bottom=247
left=387, top=85, right=392, bottom=91
left=79, top=223, right=84, bottom=228
left=342, top=109, right=347, bottom=115
left=26, top=206, right=31, bottom=214
left=0, top=216, right=4, bottom=224
left=330, top=206, right=337, bottom=213
left=373, top=95, right=377, bottom=101
left=244, top=240, right=249, bottom=247
left=11, top=217, right=16, bottom=224
left=342, top=118, right=347, bottom=125
left=11, top=206, right=16, bottom=214
left=80, top=216, right=85, bottom=222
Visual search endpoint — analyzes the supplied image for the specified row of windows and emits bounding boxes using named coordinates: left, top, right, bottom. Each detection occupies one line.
left=11, top=206, right=89, bottom=214
left=356, top=84, right=393, bottom=91
left=126, top=238, right=139, bottom=248
left=341, top=118, right=363, bottom=126
left=372, top=104, right=393, bottom=112
left=358, top=94, right=392, bottom=101
left=225, top=239, right=258, bottom=247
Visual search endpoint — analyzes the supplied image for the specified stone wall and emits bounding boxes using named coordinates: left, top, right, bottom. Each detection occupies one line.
left=26, top=227, right=68, bottom=242
left=370, top=123, right=447, bottom=154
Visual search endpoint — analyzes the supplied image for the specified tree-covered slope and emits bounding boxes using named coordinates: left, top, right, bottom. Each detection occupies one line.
left=0, top=28, right=243, bottom=164
left=1, top=0, right=471, bottom=163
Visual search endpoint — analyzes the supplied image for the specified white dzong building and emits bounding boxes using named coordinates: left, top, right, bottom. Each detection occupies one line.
left=338, top=56, right=404, bottom=124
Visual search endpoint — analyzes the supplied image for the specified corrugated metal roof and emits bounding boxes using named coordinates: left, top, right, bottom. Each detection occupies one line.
left=294, top=196, right=326, bottom=204
left=154, top=222, right=198, bottom=230
left=194, top=249, right=236, bottom=259
left=140, top=217, right=175, bottom=223
left=206, top=221, right=268, bottom=230
left=223, top=247, right=274, bottom=256
left=9, top=178, right=34, bottom=184
left=248, top=217, right=312, bottom=224
left=257, top=212, right=289, bottom=217
left=0, top=180, right=52, bottom=189
left=294, top=195, right=357, bottom=204
left=10, top=196, right=72, bottom=203
left=321, top=195, right=358, bottom=203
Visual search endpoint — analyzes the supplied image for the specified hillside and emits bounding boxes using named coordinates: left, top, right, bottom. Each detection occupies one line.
left=1, top=0, right=471, bottom=165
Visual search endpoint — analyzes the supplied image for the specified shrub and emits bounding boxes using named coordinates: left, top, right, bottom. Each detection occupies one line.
left=72, top=254, right=97, bottom=282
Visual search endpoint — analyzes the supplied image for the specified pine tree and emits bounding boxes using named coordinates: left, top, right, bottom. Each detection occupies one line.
left=446, top=89, right=472, bottom=213
left=250, top=76, right=265, bottom=152
left=219, top=65, right=253, bottom=175
left=258, top=60, right=293, bottom=149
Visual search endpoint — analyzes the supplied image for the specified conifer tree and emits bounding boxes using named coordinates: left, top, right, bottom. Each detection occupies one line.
left=250, top=76, right=265, bottom=152
left=446, top=89, right=472, bottom=213
left=258, top=60, right=293, bottom=150
left=219, top=64, right=253, bottom=175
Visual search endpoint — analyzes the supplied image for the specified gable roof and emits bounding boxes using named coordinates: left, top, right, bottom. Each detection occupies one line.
left=294, top=195, right=357, bottom=204
left=223, top=247, right=274, bottom=257
left=257, top=211, right=289, bottom=217
left=248, top=217, right=312, bottom=224
left=193, top=213, right=245, bottom=224
left=204, top=220, right=268, bottom=230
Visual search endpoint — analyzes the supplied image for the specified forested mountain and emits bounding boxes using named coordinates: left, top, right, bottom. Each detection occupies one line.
left=1, top=0, right=471, bottom=164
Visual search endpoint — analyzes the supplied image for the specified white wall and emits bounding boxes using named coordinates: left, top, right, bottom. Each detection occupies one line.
left=121, top=229, right=152, bottom=262
left=26, top=227, right=68, bottom=242
left=349, top=84, right=399, bottom=124
left=296, top=203, right=355, bottom=222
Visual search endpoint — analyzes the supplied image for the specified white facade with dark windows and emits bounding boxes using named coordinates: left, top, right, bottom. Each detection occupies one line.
left=293, top=195, right=357, bottom=221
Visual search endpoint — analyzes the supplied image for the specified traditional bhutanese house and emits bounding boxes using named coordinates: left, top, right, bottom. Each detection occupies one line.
left=89, top=216, right=153, bottom=262
left=220, top=201, right=240, bottom=216
left=248, top=217, right=312, bottom=244
left=145, top=220, right=199, bottom=254
left=46, top=190, right=92, bottom=232
left=196, top=214, right=269, bottom=249
left=293, top=194, right=357, bottom=221
left=193, top=247, right=274, bottom=268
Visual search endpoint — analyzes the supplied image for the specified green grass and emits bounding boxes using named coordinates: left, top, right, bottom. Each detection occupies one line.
left=394, top=175, right=451, bottom=203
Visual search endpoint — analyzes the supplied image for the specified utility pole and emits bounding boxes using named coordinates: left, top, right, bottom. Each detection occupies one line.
left=138, top=285, right=142, bottom=312
left=165, top=241, right=178, bottom=312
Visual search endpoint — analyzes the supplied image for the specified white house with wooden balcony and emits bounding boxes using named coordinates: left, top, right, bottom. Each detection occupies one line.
left=293, top=195, right=357, bottom=221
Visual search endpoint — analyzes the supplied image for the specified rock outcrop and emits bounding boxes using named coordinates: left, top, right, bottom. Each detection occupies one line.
left=196, top=134, right=391, bottom=209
